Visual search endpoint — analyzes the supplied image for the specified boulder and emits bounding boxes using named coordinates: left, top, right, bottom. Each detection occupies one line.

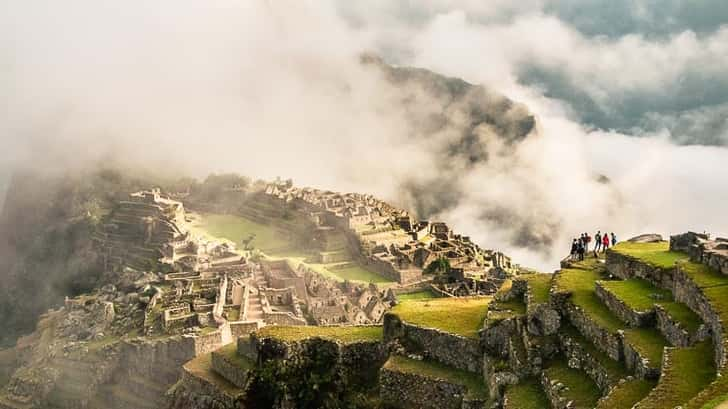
left=627, top=234, right=663, bottom=243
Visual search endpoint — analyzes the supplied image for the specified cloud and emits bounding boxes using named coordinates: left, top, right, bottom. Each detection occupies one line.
left=1, top=0, right=728, bottom=271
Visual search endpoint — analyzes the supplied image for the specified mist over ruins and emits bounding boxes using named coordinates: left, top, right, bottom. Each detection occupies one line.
left=3, top=2, right=728, bottom=409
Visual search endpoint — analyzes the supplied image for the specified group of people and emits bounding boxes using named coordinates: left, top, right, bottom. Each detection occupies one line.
left=570, top=231, right=617, bottom=261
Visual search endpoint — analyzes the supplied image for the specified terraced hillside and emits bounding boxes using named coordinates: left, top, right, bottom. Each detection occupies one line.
left=166, top=233, right=728, bottom=409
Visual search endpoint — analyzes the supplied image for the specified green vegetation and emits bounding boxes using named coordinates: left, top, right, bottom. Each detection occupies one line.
left=597, top=379, right=657, bottom=409
left=184, top=353, right=243, bottom=395
left=554, top=268, right=623, bottom=331
left=623, top=327, right=668, bottom=365
left=522, top=273, right=552, bottom=305
left=685, top=375, right=728, bottom=409
left=487, top=297, right=527, bottom=326
left=384, top=355, right=487, bottom=399
left=325, top=264, right=394, bottom=284
left=504, top=377, right=550, bottom=409
left=610, top=242, right=688, bottom=269
left=544, top=360, right=602, bottom=408
left=600, top=278, right=671, bottom=312
left=391, top=297, right=492, bottom=338
left=256, top=325, right=383, bottom=343
left=561, top=325, right=628, bottom=381
left=194, top=213, right=292, bottom=253
left=679, top=260, right=728, bottom=289
left=600, top=278, right=702, bottom=332
left=634, top=341, right=716, bottom=409
left=660, top=301, right=702, bottom=333
left=214, top=343, right=253, bottom=370
left=396, top=290, right=439, bottom=301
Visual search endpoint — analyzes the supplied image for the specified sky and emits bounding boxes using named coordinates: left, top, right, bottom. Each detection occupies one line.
left=1, top=0, right=727, bottom=270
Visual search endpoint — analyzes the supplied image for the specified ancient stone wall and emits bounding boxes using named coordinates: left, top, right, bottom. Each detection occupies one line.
left=595, top=282, right=654, bottom=327
left=558, top=332, right=614, bottom=393
left=606, top=251, right=674, bottom=290
left=379, top=366, right=468, bottom=409
left=384, top=313, right=482, bottom=373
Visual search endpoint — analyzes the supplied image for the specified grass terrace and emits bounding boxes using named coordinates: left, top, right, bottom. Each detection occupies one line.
left=600, top=278, right=702, bottom=333
left=610, top=242, right=688, bottom=269
left=396, top=289, right=439, bottom=301
left=256, top=325, right=383, bottom=344
left=544, top=360, right=602, bottom=408
left=193, top=213, right=292, bottom=254
left=504, top=377, right=550, bottom=409
left=522, top=273, right=552, bottom=305
left=487, top=298, right=527, bottom=326
left=391, top=296, right=492, bottom=338
left=214, top=343, right=253, bottom=371
left=183, top=353, right=243, bottom=395
left=384, top=355, right=487, bottom=399
left=600, top=278, right=671, bottom=312
left=634, top=341, right=716, bottom=409
left=623, top=327, right=668, bottom=365
left=679, top=260, right=728, bottom=289
left=325, top=264, right=394, bottom=284
left=561, top=325, right=628, bottom=381
left=596, top=379, right=657, bottom=409
left=554, top=268, right=624, bottom=332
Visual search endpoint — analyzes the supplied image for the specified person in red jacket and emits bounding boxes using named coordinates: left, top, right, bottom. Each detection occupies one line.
left=602, top=233, right=610, bottom=253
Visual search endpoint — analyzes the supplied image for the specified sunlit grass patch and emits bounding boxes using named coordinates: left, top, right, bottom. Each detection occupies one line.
left=384, top=355, right=487, bottom=399
left=256, top=325, right=383, bottom=343
left=610, top=242, right=688, bottom=269
left=391, top=296, right=492, bottom=338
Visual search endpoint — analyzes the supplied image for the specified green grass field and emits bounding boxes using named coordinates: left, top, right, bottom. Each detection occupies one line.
left=256, top=325, right=383, bottom=343
left=634, top=341, right=716, bottom=409
left=610, top=242, right=688, bottom=269
left=597, top=379, right=657, bottom=409
left=600, top=278, right=671, bottom=312
left=544, top=360, right=602, bottom=408
left=384, top=355, right=487, bottom=399
left=391, top=297, right=491, bottom=338
left=326, top=264, right=395, bottom=284
left=396, top=290, right=439, bottom=301
left=521, top=273, right=552, bottom=305
left=214, top=343, right=253, bottom=370
left=504, top=377, right=550, bottom=409
left=194, top=213, right=292, bottom=253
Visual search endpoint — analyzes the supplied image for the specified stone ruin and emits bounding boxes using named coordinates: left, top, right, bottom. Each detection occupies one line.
left=264, top=180, right=520, bottom=295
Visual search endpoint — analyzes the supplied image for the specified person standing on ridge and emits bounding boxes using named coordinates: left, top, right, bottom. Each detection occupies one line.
left=571, top=239, right=578, bottom=260
left=602, top=232, right=610, bottom=253
left=611, top=232, right=617, bottom=246
left=595, top=231, right=602, bottom=253
left=585, top=232, right=591, bottom=252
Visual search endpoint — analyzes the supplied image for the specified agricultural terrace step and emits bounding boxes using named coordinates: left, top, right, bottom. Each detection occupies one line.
left=255, top=325, right=383, bottom=344
left=389, top=296, right=491, bottom=339
left=554, top=264, right=669, bottom=376
left=503, top=377, right=550, bottom=409
left=633, top=341, right=716, bottom=409
left=542, top=359, right=602, bottom=409
left=596, top=378, right=656, bottom=409
left=559, top=325, right=629, bottom=392
left=211, top=344, right=253, bottom=389
left=520, top=273, right=552, bottom=308
left=381, top=355, right=488, bottom=401
left=182, top=353, right=245, bottom=398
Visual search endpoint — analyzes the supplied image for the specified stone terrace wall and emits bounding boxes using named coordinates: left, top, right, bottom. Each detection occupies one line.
left=594, top=282, right=654, bottom=328
left=384, top=313, right=482, bottom=373
left=671, top=232, right=728, bottom=275
left=606, top=251, right=675, bottom=290
left=558, top=332, right=616, bottom=394
left=672, top=264, right=727, bottom=368
left=379, top=366, right=468, bottom=409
